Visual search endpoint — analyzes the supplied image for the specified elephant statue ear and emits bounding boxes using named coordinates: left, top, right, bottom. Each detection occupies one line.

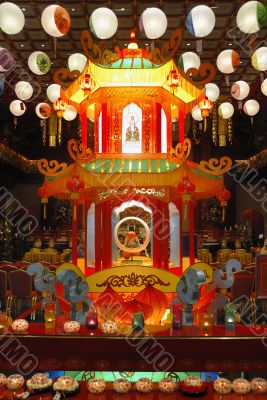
left=27, top=262, right=44, bottom=276
left=57, top=269, right=77, bottom=286
left=69, top=280, right=88, bottom=303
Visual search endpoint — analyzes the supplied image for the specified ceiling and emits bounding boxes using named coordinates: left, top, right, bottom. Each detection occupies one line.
left=0, top=0, right=267, bottom=105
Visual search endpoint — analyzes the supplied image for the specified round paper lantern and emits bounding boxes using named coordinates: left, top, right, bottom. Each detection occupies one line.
left=231, top=80, right=250, bottom=100
left=63, top=105, right=77, bottom=121
left=68, top=53, right=87, bottom=73
left=186, top=5, right=216, bottom=37
left=237, top=1, right=267, bottom=34
left=139, top=8, right=167, bottom=39
left=178, top=52, right=201, bottom=73
left=0, top=47, right=14, bottom=72
left=9, top=100, right=26, bottom=117
left=35, top=103, right=51, bottom=119
left=205, top=83, right=220, bottom=102
left=15, top=81, right=33, bottom=101
left=243, top=99, right=260, bottom=116
left=0, top=2, right=25, bottom=35
left=191, top=105, right=203, bottom=121
left=46, top=84, right=61, bottom=103
left=218, top=102, right=234, bottom=119
left=261, top=78, right=267, bottom=95
left=217, top=50, right=240, bottom=74
left=41, top=5, right=70, bottom=38
left=252, top=47, right=267, bottom=71
left=89, top=8, right=118, bottom=39
left=28, top=51, right=51, bottom=75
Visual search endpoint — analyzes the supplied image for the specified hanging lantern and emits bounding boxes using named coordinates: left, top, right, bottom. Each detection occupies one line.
left=178, top=52, right=201, bottom=73
left=66, top=175, right=84, bottom=221
left=261, top=78, right=267, bottom=95
left=231, top=80, right=250, bottom=101
left=53, top=97, right=67, bottom=145
left=166, top=69, right=181, bottom=93
left=15, top=81, right=33, bottom=101
left=37, top=184, right=49, bottom=220
left=28, top=51, right=51, bottom=75
left=178, top=176, right=196, bottom=220
left=191, top=105, right=203, bottom=122
left=252, top=47, right=267, bottom=71
left=63, top=105, right=77, bottom=121
left=0, top=47, right=14, bottom=72
left=243, top=99, right=260, bottom=125
left=236, top=1, right=267, bottom=34
left=35, top=102, right=51, bottom=119
left=41, top=5, right=70, bottom=37
left=80, top=73, right=94, bottom=97
left=216, top=188, right=231, bottom=222
left=218, top=102, right=234, bottom=119
left=139, top=8, right=167, bottom=40
left=186, top=5, right=215, bottom=51
left=89, top=8, right=118, bottom=39
left=217, top=50, right=240, bottom=74
left=46, top=83, right=61, bottom=103
left=67, top=53, right=87, bottom=73
left=0, top=2, right=25, bottom=35
left=198, top=96, right=213, bottom=131
left=9, top=100, right=26, bottom=126
left=205, top=83, right=220, bottom=102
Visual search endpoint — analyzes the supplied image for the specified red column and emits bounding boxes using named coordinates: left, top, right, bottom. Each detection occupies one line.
left=102, top=200, right=112, bottom=269
left=81, top=112, right=88, bottom=147
left=72, top=201, right=78, bottom=265
left=189, top=199, right=195, bottom=265
left=102, top=103, right=108, bottom=153
left=161, top=202, right=170, bottom=270
left=173, top=198, right=183, bottom=274
left=84, top=199, right=91, bottom=275
left=95, top=202, right=103, bottom=271
left=153, top=199, right=161, bottom=268
left=179, top=111, right=185, bottom=143
left=156, top=103, right=162, bottom=153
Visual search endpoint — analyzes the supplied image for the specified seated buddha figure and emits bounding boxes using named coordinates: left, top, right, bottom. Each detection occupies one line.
left=123, top=226, right=140, bottom=260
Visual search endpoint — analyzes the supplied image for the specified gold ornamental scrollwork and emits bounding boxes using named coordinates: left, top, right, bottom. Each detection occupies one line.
left=96, top=273, right=170, bottom=288
left=53, top=68, right=82, bottom=88
left=144, top=29, right=183, bottom=64
left=198, top=157, right=233, bottom=176
left=68, top=139, right=94, bottom=163
left=177, top=63, right=216, bottom=88
left=170, top=138, right=191, bottom=163
left=37, top=159, right=69, bottom=177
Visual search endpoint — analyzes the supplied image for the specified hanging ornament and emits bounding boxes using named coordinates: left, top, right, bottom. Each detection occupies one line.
left=63, top=105, right=77, bottom=121
left=205, top=83, right=220, bottom=102
left=53, top=97, right=67, bottom=145
left=41, top=5, right=70, bottom=37
left=231, top=80, right=250, bottom=109
left=217, top=50, right=240, bottom=85
left=89, top=8, right=118, bottom=39
left=67, top=53, right=87, bottom=73
left=0, top=47, right=14, bottom=72
left=35, top=102, right=51, bottom=119
left=178, top=176, right=196, bottom=220
left=261, top=78, right=267, bottom=95
left=0, top=2, right=25, bottom=35
left=15, top=81, right=33, bottom=101
left=243, top=99, right=260, bottom=125
left=186, top=5, right=215, bottom=52
left=252, top=47, right=267, bottom=71
left=37, top=184, right=49, bottom=220
left=9, top=100, right=26, bottom=126
left=80, top=73, right=94, bottom=97
left=236, top=1, right=267, bottom=34
left=41, top=120, right=47, bottom=146
left=198, top=96, right=213, bottom=131
left=166, top=69, right=181, bottom=91
left=46, top=83, right=61, bottom=103
left=191, top=105, right=203, bottom=122
left=178, top=52, right=201, bottom=73
left=216, top=188, right=231, bottom=222
left=227, top=118, right=233, bottom=145
left=218, top=102, right=234, bottom=119
left=28, top=51, right=51, bottom=75
left=211, top=104, right=218, bottom=146
left=66, top=175, right=84, bottom=221
left=139, top=7, right=167, bottom=40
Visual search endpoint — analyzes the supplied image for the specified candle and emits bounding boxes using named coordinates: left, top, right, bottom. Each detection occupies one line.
left=44, top=302, right=56, bottom=330
left=199, top=312, right=213, bottom=336
left=132, top=312, right=144, bottom=331
left=172, top=303, right=183, bottom=329
left=225, top=304, right=236, bottom=331
left=86, top=311, right=98, bottom=329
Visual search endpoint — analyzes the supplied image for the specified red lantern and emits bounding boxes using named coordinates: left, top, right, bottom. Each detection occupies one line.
left=66, top=175, right=84, bottom=199
left=80, top=73, right=93, bottom=95
left=178, top=176, right=196, bottom=220
left=135, top=285, right=168, bottom=325
left=167, top=69, right=181, bottom=91
left=198, top=96, right=213, bottom=131
left=216, top=187, right=231, bottom=222
left=37, top=184, right=49, bottom=219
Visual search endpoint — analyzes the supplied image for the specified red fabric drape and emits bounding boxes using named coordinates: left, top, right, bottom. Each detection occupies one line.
left=189, top=199, right=195, bottom=265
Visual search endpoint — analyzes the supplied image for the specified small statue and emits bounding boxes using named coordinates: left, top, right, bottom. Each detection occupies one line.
left=123, top=226, right=140, bottom=261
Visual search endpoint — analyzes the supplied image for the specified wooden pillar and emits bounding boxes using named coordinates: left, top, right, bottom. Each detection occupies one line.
left=72, top=201, right=78, bottom=265
left=81, top=112, right=88, bottom=147
left=179, top=111, right=185, bottom=143
left=102, top=200, right=112, bottom=269
left=156, top=103, right=162, bottom=153
left=84, top=199, right=91, bottom=275
left=153, top=199, right=161, bottom=268
left=95, top=202, right=103, bottom=271
left=173, top=198, right=183, bottom=275
left=189, top=199, right=195, bottom=265
left=161, top=202, right=170, bottom=270
left=102, top=103, right=108, bottom=153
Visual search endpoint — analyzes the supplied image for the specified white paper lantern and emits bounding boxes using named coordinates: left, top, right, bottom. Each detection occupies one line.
left=237, top=1, right=267, bottom=34
left=243, top=99, right=260, bottom=116
left=191, top=105, right=203, bottom=121
left=28, top=51, right=51, bottom=75
left=0, top=47, right=14, bottom=72
left=218, top=102, right=234, bottom=119
left=35, top=103, right=51, bottom=119
left=231, top=81, right=250, bottom=100
left=9, top=100, right=26, bottom=117
left=252, top=47, right=267, bottom=71
left=186, top=5, right=216, bottom=38
left=15, top=81, right=33, bottom=101
left=89, top=8, right=118, bottom=39
left=261, top=78, right=267, bottom=96
left=68, top=53, right=87, bottom=73
left=46, top=84, right=61, bottom=103
left=0, top=2, right=25, bottom=35
left=217, top=50, right=240, bottom=74
left=139, top=8, right=167, bottom=39
left=63, top=105, right=77, bottom=121
left=178, top=52, right=201, bottom=73
left=41, top=5, right=70, bottom=38
left=205, top=83, right=220, bottom=102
